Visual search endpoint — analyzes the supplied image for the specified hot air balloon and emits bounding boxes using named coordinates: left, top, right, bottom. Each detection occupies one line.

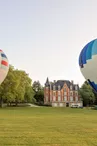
left=79, top=39, right=97, bottom=92
left=0, top=49, right=9, bottom=85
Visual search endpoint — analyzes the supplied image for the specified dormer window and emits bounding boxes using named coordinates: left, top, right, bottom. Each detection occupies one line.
left=75, top=85, right=78, bottom=90
left=70, top=85, right=72, bottom=90
left=53, top=85, right=56, bottom=90
left=58, top=85, right=61, bottom=90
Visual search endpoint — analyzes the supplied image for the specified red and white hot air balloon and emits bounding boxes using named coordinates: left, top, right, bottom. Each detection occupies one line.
left=0, top=49, right=9, bottom=84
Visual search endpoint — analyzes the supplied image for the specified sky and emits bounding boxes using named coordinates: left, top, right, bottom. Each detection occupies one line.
left=0, top=0, right=97, bottom=86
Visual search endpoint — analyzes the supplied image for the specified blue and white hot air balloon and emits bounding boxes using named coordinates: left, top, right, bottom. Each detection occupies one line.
left=79, top=39, right=97, bottom=92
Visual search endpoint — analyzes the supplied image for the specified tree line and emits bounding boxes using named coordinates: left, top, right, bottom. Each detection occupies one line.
left=0, top=65, right=44, bottom=107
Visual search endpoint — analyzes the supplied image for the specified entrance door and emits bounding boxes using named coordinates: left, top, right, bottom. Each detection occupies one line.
left=66, top=103, right=69, bottom=107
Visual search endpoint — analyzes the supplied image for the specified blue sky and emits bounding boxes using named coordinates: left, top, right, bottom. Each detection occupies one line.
left=0, top=0, right=97, bottom=86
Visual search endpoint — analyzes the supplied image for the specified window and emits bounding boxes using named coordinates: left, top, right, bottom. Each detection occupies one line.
left=58, top=96, right=61, bottom=101
left=53, top=85, right=56, bottom=90
left=76, top=96, right=78, bottom=101
left=75, top=85, right=78, bottom=90
left=58, top=85, right=61, bottom=90
left=53, top=92, right=56, bottom=96
left=64, top=96, right=67, bottom=101
left=70, top=85, right=72, bottom=90
left=64, top=92, right=67, bottom=96
left=70, top=91, right=73, bottom=101
left=64, top=88, right=66, bottom=92
left=70, top=96, right=73, bottom=101
left=70, top=92, right=73, bottom=96
left=53, top=103, right=57, bottom=107
left=53, top=91, right=56, bottom=101
left=46, top=96, right=48, bottom=102
left=58, top=91, right=60, bottom=101
left=75, top=92, right=78, bottom=96
left=53, top=96, right=56, bottom=101
left=58, top=91, right=60, bottom=96
left=59, top=103, right=63, bottom=107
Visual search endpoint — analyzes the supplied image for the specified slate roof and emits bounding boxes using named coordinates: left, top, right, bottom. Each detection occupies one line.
left=73, top=84, right=79, bottom=90
left=45, top=78, right=79, bottom=90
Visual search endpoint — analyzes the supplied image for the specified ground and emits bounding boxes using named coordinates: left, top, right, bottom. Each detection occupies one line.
left=0, top=107, right=97, bottom=146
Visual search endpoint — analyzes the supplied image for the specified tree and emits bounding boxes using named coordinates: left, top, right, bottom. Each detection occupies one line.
left=33, top=81, right=42, bottom=92
left=0, top=65, right=16, bottom=107
left=32, top=81, right=44, bottom=105
left=79, top=81, right=96, bottom=106
left=0, top=65, right=35, bottom=107
left=24, top=85, right=35, bottom=103
left=34, top=88, right=44, bottom=105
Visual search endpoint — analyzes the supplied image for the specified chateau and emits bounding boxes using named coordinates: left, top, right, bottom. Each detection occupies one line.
left=44, top=78, right=83, bottom=107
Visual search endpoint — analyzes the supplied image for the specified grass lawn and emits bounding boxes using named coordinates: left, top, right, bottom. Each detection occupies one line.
left=0, top=107, right=97, bottom=146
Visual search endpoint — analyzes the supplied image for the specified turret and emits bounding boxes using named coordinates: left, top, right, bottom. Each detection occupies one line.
left=44, top=77, right=50, bottom=104
left=45, top=77, right=50, bottom=87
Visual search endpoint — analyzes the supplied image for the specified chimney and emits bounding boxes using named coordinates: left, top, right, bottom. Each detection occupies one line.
left=54, top=80, right=56, bottom=83
left=71, top=80, right=74, bottom=84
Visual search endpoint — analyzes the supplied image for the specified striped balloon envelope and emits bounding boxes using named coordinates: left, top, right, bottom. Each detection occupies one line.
left=79, top=39, right=97, bottom=92
left=0, top=50, right=9, bottom=85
